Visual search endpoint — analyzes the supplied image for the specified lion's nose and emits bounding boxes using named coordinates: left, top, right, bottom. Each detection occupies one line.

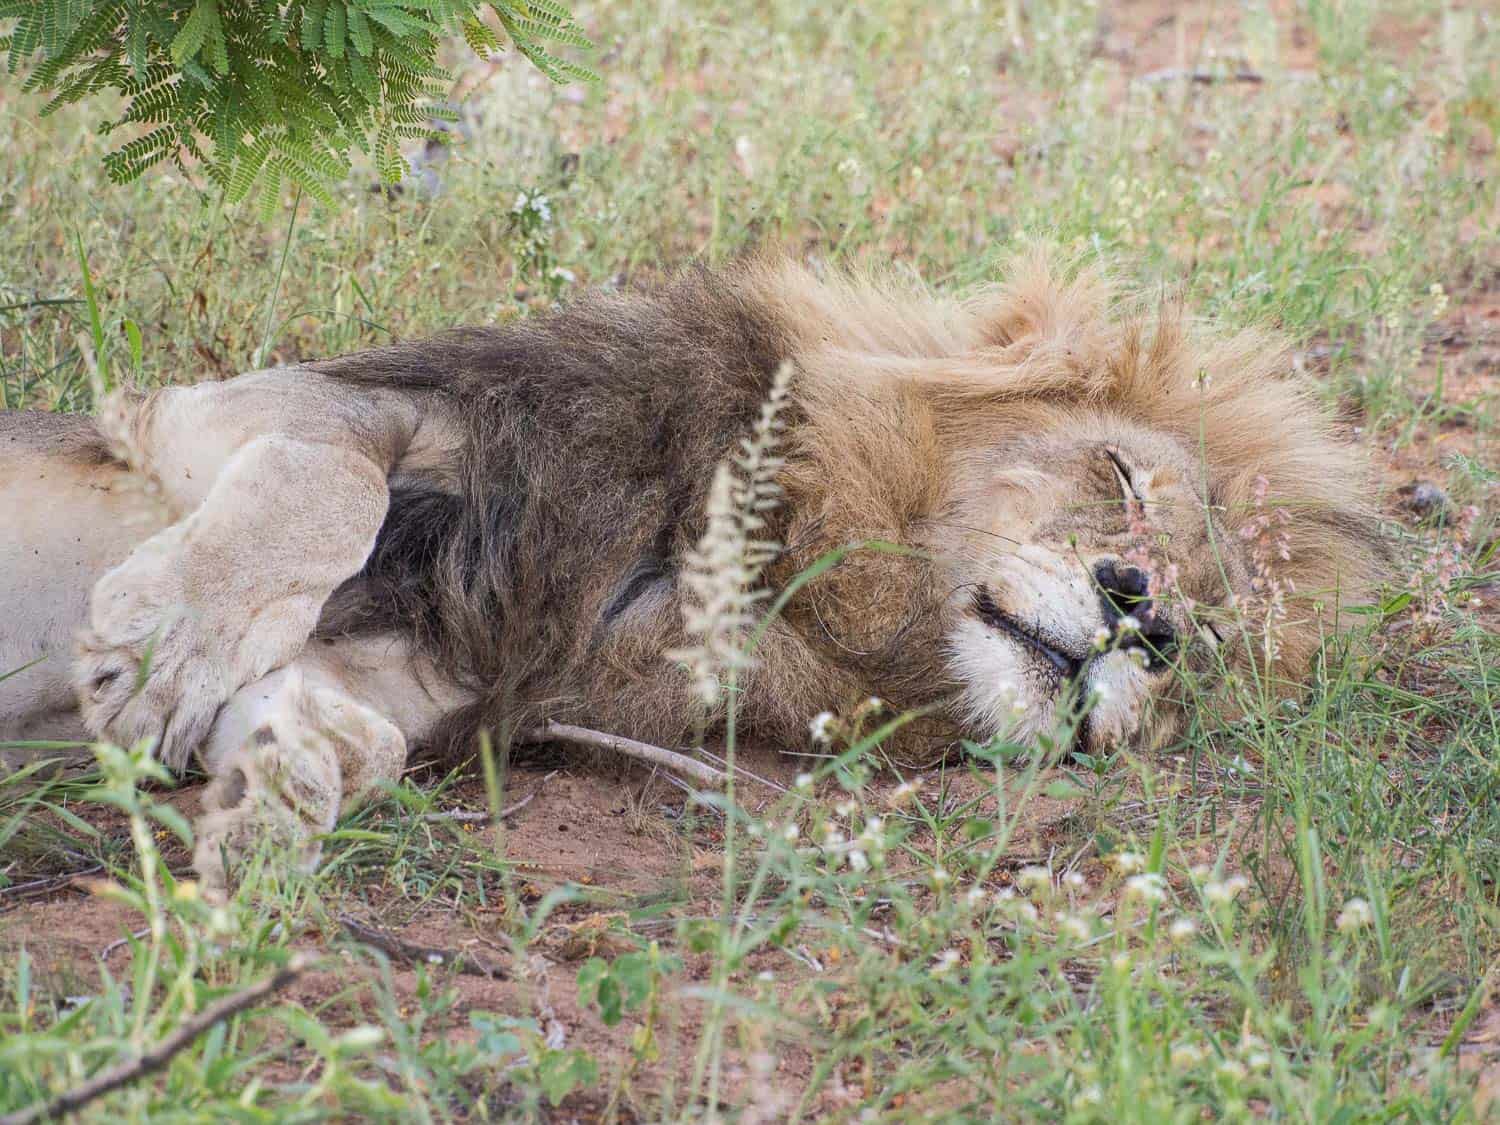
left=1094, top=561, right=1178, bottom=664
left=1094, top=560, right=1150, bottom=619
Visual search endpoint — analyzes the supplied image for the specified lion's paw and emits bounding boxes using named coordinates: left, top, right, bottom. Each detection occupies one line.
left=75, top=523, right=321, bottom=769
left=193, top=716, right=342, bottom=902
left=192, top=668, right=407, bottom=901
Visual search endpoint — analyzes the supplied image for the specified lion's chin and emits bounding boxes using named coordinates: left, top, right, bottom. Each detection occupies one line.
left=947, top=621, right=1164, bottom=751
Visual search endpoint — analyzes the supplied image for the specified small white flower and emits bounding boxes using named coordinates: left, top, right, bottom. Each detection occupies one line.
left=781, top=822, right=800, bottom=843
left=1010, top=696, right=1028, bottom=716
left=1245, top=1049, right=1272, bottom=1072
left=955, top=63, right=972, bottom=79
left=809, top=712, right=837, bottom=743
left=1217, top=1059, right=1248, bottom=1081
left=847, top=848, right=869, bottom=872
left=821, top=826, right=845, bottom=847
left=1206, top=874, right=1249, bottom=905
left=835, top=798, right=857, bottom=817
left=862, top=816, right=884, bottom=837
left=1092, top=626, right=1112, bottom=651
left=1189, top=863, right=1212, bottom=880
left=1071, top=1085, right=1102, bottom=1109
left=1110, top=851, right=1146, bottom=876
left=836, top=156, right=863, bottom=181
left=1169, top=917, right=1198, bottom=943
left=757, top=970, right=775, bottom=982
left=1056, top=912, right=1091, bottom=941
left=1125, top=873, right=1167, bottom=902
left=965, top=885, right=988, bottom=908
left=1170, top=1040, right=1206, bottom=1069
left=1064, top=871, right=1087, bottom=890
left=1091, top=682, right=1113, bottom=704
left=1127, top=647, right=1150, bottom=669
left=1016, top=865, right=1052, bottom=894
left=1335, top=897, right=1374, bottom=932
left=930, top=865, right=951, bottom=887
left=888, top=779, right=920, bottom=806
left=549, top=266, right=576, bottom=284
left=795, top=772, right=814, bottom=790
left=1117, top=615, right=1142, bottom=635
left=1228, top=755, right=1255, bottom=776
left=932, top=948, right=962, bottom=974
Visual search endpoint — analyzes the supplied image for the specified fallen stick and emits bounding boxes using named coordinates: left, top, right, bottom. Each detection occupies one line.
left=337, top=914, right=508, bottom=979
left=0, top=953, right=314, bottom=1125
left=1137, top=67, right=1265, bottom=85
left=518, top=721, right=727, bottom=788
left=423, top=770, right=560, bottom=825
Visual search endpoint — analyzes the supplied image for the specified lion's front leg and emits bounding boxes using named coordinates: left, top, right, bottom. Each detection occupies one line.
left=76, top=431, right=390, bottom=766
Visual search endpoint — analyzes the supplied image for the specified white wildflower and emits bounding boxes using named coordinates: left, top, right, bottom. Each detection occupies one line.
left=1092, top=626, right=1112, bottom=651
left=1116, top=615, right=1142, bottom=635
left=1125, top=873, right=1167, bottom=902
left=847, top=848, right=869, bottom=873
left=965, top=885, right=988, bottom=908
left=1016, top=865, right=1052, bottom=894
left=666, top=363, right=794, bottom=705
left=1335, top=897, right=1374, bottom=933
left=1071, top=1085, right=1102, bottom=1109
left=1064, top=871, right=1087, bottom=891
left=757, top=970, right=775, bottom=982
left=795, top=772, right=814, bottom=790
left=932, top=948, right=962, bottom=974
left=1204, top=874, right=1249, bottom=905
left=1110, top=851, right=1146, bottom=876
left=888, top=779, right=920, bottom=806
left=930, top=865, right=951, bottom=888
left=809, top=711, right=837, bottom=743
left=1170, top=1040, right=1207, bottom=1069
left=1169, top=917, right=1198, bottom=943
left=781, top=822, right=799, bottom=843
left=1056, top=912, right=1091, bottom=941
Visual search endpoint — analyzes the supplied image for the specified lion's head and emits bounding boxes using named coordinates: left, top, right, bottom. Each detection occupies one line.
left=767, top=249, right=1391, bottom=753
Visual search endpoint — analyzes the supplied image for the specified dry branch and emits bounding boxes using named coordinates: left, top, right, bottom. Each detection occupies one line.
left=337, top=914, right=508, bottom=979
left=423, top=769, right=560, bottom=825
left=1137, top=67, right=1265, bottom=85
left=518, top=720, right=727, bottom=787
left=0, top=953, right=313, bottom=1125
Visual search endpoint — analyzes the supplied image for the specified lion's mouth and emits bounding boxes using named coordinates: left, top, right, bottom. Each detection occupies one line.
left=970, top=586, right=1084, bottom=680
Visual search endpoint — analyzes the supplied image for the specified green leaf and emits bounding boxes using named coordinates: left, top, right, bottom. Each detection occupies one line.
left=169, top=0, right=213, bottom=64
left=536, top=1048, right=597, bottom=1105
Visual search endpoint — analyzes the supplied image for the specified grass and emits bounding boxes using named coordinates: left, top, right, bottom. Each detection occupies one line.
left=2, top=0, right=1498, bottom=1119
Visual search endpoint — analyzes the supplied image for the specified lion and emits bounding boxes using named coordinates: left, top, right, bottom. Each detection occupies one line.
left=0, top=250, right=1389, bottom=892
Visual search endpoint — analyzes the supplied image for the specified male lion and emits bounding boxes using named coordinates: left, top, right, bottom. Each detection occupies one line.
left=0, top=251, right=1388, bottom=891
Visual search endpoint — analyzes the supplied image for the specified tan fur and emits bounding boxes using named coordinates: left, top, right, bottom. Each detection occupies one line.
left=0, top=250, right=1389, bottom=892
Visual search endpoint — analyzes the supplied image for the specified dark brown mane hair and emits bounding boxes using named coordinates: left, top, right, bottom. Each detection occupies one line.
left=309, top=250, right=1390, bottom=758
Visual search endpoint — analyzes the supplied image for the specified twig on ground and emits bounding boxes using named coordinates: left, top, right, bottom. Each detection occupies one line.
left=337, top=914, right=508, bottom=979
left=98, top=926, right=151, bottom=963
left=1137, top=67, right=1265, bottom=85
left=518, top=721, right=727, bottom=787
left=693, top=748, right=788, bottom=795
left=0, top=953, right=314, bottom=1125
left=423, top=770, right=560, bottom=825
left=0, top=864, right=105, bottom=907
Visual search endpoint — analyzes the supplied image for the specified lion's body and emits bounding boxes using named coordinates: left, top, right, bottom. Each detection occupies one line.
left=0, top=252, right=1390, bottom=893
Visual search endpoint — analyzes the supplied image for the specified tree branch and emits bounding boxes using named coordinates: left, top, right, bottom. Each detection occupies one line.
left=337, top=914, right=508, bottom=979
left=517, top=721, right=727, bottom=788
left=0, top=953, right=314, bottom=1125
